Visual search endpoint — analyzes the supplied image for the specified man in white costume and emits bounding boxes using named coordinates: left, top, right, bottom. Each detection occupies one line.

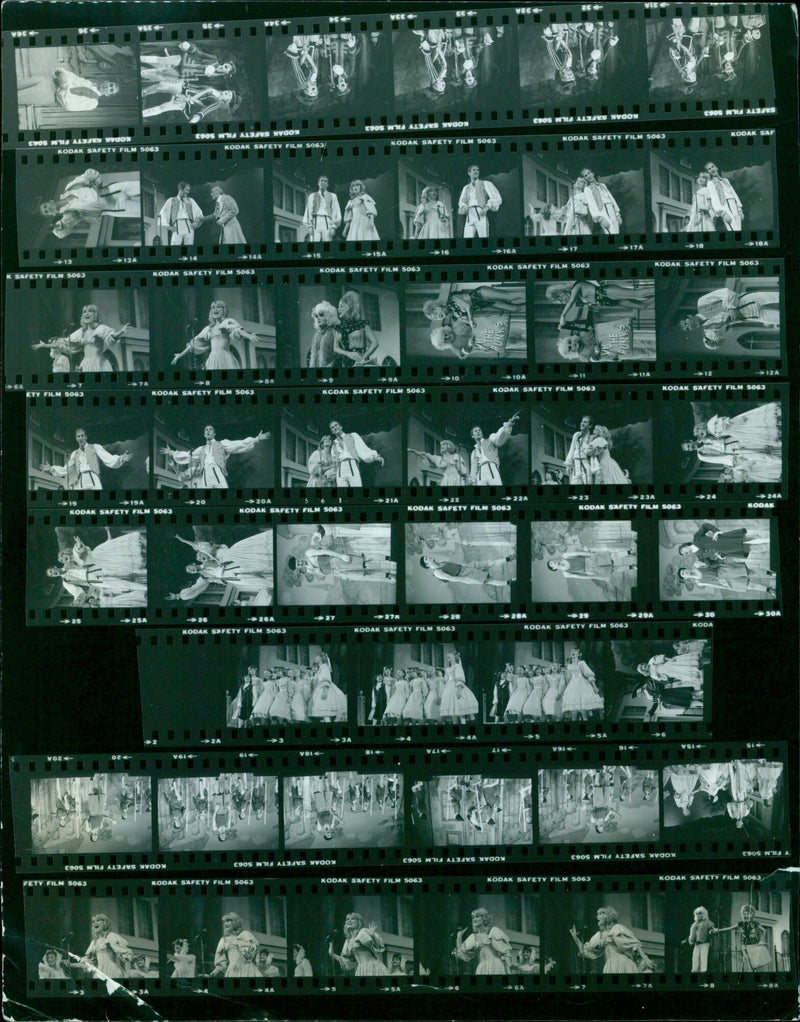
left=704, top=162, right=743, bottom=231
left=457, top=165, right=502, bottom=238
left=581, top=167, right=622, bottom=234
left=41, top=427, right=133, bottom=491
left=329, top=420, right=384, bottom=486
left=161, top=424, right=271, bottom=488
left=303, top=176, right=342, bottom=241
left=469, top=412, right=519, bottom=485
left=158, top=181, right=204, bottom=245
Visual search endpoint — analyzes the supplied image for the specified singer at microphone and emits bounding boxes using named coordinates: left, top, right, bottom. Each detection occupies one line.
left=169, top=298, right=259, bottom=371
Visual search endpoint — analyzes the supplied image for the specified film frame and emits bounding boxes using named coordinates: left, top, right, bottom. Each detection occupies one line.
left=1, top=5, right=783, bottom=149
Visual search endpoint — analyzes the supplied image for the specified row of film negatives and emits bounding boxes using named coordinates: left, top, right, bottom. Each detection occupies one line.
left=23, top=384, right=789, bottom=508
left=136, top=622, right=718, bottom=746
left=11, top=741, right=790, bottom=871
left=1, top=3, right=783, bottom=149
left=11, top=128, right=782, bottom=267
left=4, top=259, right=787, bottom=390
left=25, top=503, right=783, bottom=626
left=19, top=872, right=797, bottom=996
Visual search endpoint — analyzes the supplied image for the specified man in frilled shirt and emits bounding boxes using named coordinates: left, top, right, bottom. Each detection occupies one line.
left=303, top=176, right=342, bottom=241
left=329, top=419, right=384, bottom=486
left=41, top=427, right=132, bottom=491
left=457, top=165, right=502, bottom=238
left=161, top=424, right=271, bottom=489
left=469, top=412, right=519, bottom=485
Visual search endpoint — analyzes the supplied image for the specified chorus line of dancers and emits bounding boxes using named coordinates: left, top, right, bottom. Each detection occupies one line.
left=285, top=773, right=401, bottom=843
left=369, top=653, right=479, bottom=724
left=160, top=776, right=275, bottom=845
left=663, top=759, right=782, bottom=829
left=492, top=650, right=603, bottom=723
left=228, top=654, right=347, bottom=726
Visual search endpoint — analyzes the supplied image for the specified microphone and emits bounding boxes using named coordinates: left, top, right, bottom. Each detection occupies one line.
left=323, top=930, right=339, bottom=943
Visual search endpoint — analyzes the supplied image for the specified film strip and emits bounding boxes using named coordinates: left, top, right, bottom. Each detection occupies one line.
left=5, top=259, right=786, bottom=391
left=9, top=741, right=790, bottom=872
left=24, top=384, right=787, bottom=508
left=2, top=4, right=781, bottom=151
left=13, top=129, right=779, bottom=268
left=19, top=872, right=796, bottom=996
left=136, top=621, right=715, bottom=747
left=25, top=503, right=782, bottom=626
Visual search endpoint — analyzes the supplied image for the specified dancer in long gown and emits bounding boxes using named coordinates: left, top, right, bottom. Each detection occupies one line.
left=685, top=172, right=715, bottom=232
left=521, top=668, right=547, bottom=720
left=664, top=765, right=700, bottom=815
left=569, top=907, right=655, bottom=973
left=329, top=913, right=389, bottom=976
left=560, top=178, right=593, bottom=235
left=342, top=180, right=380, bottom=242
left=48, top=529, right=147, bottom=605
left=308, top=653, right=347, bottom=721
left=503, top=668, right=531, bottom=723
left=402, top=673, right=428, bottom=722
left=638, top=650, right=703, bottom=686
left=412, top=186, right=451, bottom=239
left=408, top=440, right=468, bottom=487
left=167, top=531, right=272, bottom=602
left=209, top=913, right=261, bottom=978
left=561, top=651, right=604, bottom=720
left=439, top=652, right=479, bottom=722
left=307, top=436, right=336, bottom=488
left=702, top=403, right=781, bottom=454
left=32, top=304, right=130, bottom=372
left=250, top=669, right=277, bottom=723
left=382, top=671, right=410, bottom=724
left=453, top=908, right=512, bottom=974
left=80, top=914, right=135, bottom=979
left=170, top=300, right=259, bottom=370
left=586, top=425, right=630, bottom=484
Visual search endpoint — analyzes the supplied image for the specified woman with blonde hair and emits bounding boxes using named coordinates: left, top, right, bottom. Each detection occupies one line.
left=413, top=185, right=451, bottom=239
left=343, top=180, right=380, bottom=242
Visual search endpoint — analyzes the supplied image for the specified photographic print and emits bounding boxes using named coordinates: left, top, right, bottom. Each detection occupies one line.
left=142, top=161, right=264, bottom=247
left=662, top=758, right=785, bottom=841
left=658, top=396, right=784, bottom=486
left=531, top=275, right=656, bottom=364
left=157, top=774, right=278, bottom=851
left=666, top=887, right=792, bottom=975
left=604, top=638, right=710, bottom=725
left=392, top=23, right=519, bottom=118
left=281, top=402, right=401, bottom=490
left=522, top=149, right=646, bottom=238
left=153, top=404, right=274, bottom=492
left=27, top=524, right=147, bottom=610
left=283, top=771, right=403, bottom=850
left=649, top=143, right=776, bottom=234
left=14, top=43, right=139, bottom=132
left=160, top=894, right=287, bottom=981
left=266, top=31, right=393, bottom=121
left=646, top=13, right=773, bottom=103
left=140, top=36, right=265, bottom=124
left=530, top=519, right=638, bottom=603
left=404, top=281, right=527, bottom=365
left=545, top=890, right=664, bottom=974
left=22, top=774, right=151, bottom=855
left=276, top=523, right=396, bottom=606
left=273, top=155, right=396, bottom=244
left=658, top=517, right=776, bottom=601
left=288, top=893, right=414, bottom=978
left=279, top=282, right=401, bottom=371
left=530, top=398, right=652, bottom=487
left=410, top=774, right=532, bottom=847
left=16, top=160, right=142, bottom=253
left=27, top=404, right=150, bottom=495
left=538, top=766, right=659, bottom=844
left=151, top=524, right=274, bottom=608
left=518, top=17, right=646, bottom=108
left=405, top=522, right=518, bottom=605
left=26, top=893, right=159, bottom=983
left=150, top=285, right=276, bottom=374
left=417, top=892, right=549, bottom=978
left=408, top=404, right=527, bottom=488
left=655, top=271, right=782, bottom=360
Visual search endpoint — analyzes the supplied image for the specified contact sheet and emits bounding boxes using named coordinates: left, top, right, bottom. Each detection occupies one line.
left=2, top=4, right=783, bottom=149
left=2, top=1, right=798, bottom=1020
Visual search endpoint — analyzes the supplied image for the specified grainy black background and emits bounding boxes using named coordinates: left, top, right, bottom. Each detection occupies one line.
left=1, top=2, right=798, bottom=1020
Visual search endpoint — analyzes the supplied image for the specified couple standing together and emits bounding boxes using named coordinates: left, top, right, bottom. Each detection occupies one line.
left=564, top=416, right=629, bottom=485
left=158, top=180, right=246, bottom=245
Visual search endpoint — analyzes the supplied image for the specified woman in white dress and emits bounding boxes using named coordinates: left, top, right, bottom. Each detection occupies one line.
left=290, top=670, right=311, bottom=722
left=570, top=906, right=655, bottom=974
left=412, top=186, right=451, bottom=239
left=453, top=908, right=512, bottom=975
left=439, top=652, right=479, bottom=722
left=541, top=666, right=565, bottom=720
left=402, top=672, right=428, bottom=722
left=308, top=653, right=347, bottom=721
left=382, top=670, right=410, bottom=724
left=210, top=913, right=261, bottom=978
left=168, top=531, right=272, bottom=603
left=424, top=669, right=444, bottom=722
left=307, top=436, right=336, bottom=488
left=703, top=402, right=781, bottom=454
left=250, top=670, right=277, bottom=723
left=503, top=668, right=531, bottom=723
left=561, top=651, right=604, bottom=721
left=170, top=300, right=258, bottom=370
left=586, top=425, right=630, bottom=484
left=80, top=914, right=135, bottom=979
left=685, top=172, right=715, bottom=232
left=521, top=667, right=547, bottom=721
left=408, top=440, right=468, bottom=488
left=329, top=913, right=389, bottom=976
left=561, top=177, right=593, bottom=235
left=342, top=180, right=380, bottom=242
